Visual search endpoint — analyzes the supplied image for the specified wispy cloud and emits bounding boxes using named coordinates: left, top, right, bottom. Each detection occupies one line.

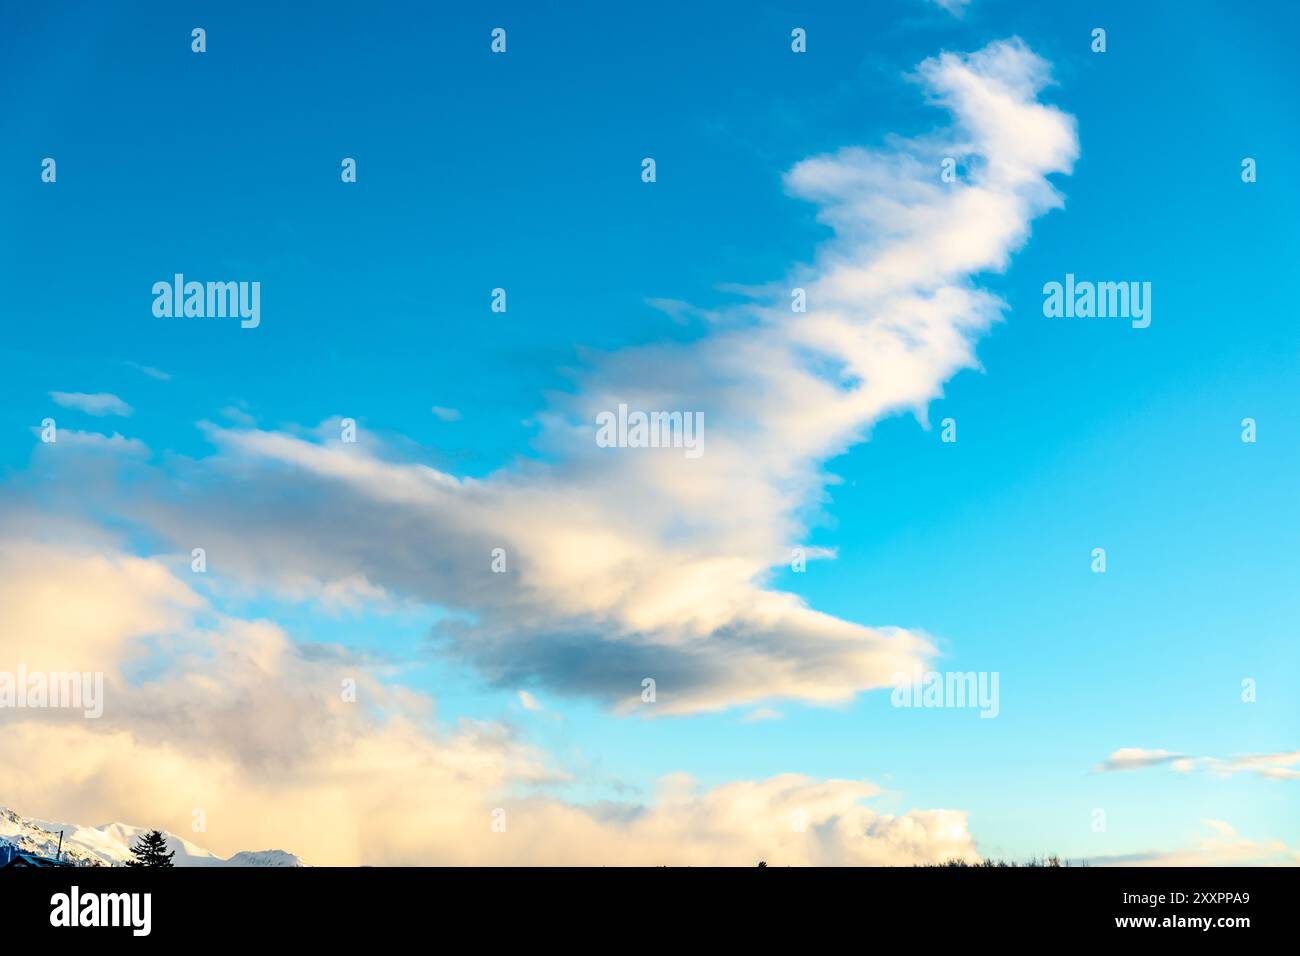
left=1089, top=820, right=1300, bottom=867
left=1093, top=748, right=1187, bottom=772
left=218, top=406, right=258, bottom=427
left=126, top=362, right=172, bottom=381
left=0, top=540, right=976, bottom=866
left=431, top=406, right=462, bottom=422
left=19, top=39, right=1077, bottom=718
left=1211, top=751, right=1300, bottom=781
left=928, top=0, right=971, bottom=15
left=49, top=391, right=133, bottom=417
left=1095, top=747, right=1300, bottom=780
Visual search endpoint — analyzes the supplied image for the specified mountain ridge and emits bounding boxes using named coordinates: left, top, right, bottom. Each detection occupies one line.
left=0, top=805, right=305, bottom=867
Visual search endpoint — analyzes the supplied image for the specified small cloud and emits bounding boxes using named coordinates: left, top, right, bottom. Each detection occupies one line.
left=928, top=0, right=971, bottom=15
left=127, top=362, right=172, bottom=381
left=1088, top=819, right=1300, bottom=867
left=29, top=428, right=148, bottom=455
left=517, top=690, right=542, bottom=712
left=743, top=708, right=783, bottom=723
left=1096, top=747, right=1300, bottom=780
left=1094, top=748, right=1185, bottom=773
left=219, top=406, right=258, bottom=427
left=431, top=406, right=462, bottom=422
left=644, top=298, right=722, bottom=326
left=49, top=391, right=133, bottom=417
left=1258, top=767, right=1300, bottom=781
left=1216, top=750, right=1300, bottom=781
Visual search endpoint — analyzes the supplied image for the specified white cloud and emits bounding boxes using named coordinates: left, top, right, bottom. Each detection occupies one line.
left=1206, top=751, right=1300, bottom=780
left=517, top=690, right=543, bottom=712
left=1089, top=820, right=1300, bottom=867
left=20, top=40, right=1078, bottom=719
left=929, top=0, right=971, bottom=15
left=218, top=405, right=257, bottom=427
left=127, top=362, right=171, bottom=381
left=28, top=428, right=148, bottom=455
left=0, top=541, right=976, bottom=866
left=1096, top=747, right=1300, bottom=780
left=49, top=391, right=133, bottom=417
left=431, top=406, right=462, bottom=422
left=1094, top=748, right=1186, bottom=772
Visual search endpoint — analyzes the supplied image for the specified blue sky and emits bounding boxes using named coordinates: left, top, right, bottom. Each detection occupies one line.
left=1, top=1, right=1297, bottom=865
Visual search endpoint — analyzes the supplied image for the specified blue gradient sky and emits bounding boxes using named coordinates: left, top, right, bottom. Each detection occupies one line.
left=2, top=0, right=1297, bottom=863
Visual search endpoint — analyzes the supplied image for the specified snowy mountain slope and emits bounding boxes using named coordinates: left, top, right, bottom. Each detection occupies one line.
left=222, top=849, right=305, bottom=867
left=0, top=808, right=105, bottom=866
left=0, top=806, right=305, bottom=867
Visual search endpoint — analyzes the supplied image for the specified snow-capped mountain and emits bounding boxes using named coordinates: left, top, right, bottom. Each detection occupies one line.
left=0, top=806, right=305, bottom=867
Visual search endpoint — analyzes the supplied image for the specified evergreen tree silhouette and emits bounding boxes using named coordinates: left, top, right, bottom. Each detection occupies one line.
left=127, top=829, right=176, bottom=867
